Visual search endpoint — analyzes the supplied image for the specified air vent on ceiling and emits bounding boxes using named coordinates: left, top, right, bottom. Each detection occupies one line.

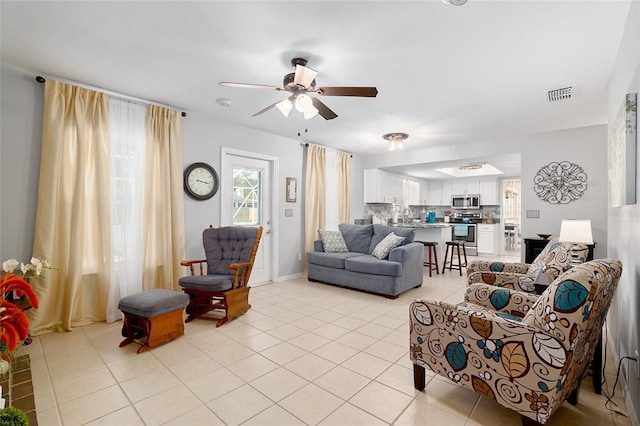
left=547, top=86, right=575, bottom=102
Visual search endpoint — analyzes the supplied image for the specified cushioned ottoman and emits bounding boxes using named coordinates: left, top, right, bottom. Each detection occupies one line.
left=118, top=289, right=189, bottom=354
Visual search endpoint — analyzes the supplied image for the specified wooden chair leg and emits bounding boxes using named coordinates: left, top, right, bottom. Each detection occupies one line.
left=442, top=244, right=450, bottom=273
left=567, top=383, right=580, bottom=405
left=432, top=246, right=439, bottom=275
left=521, top=415, right=543, bottom=426
left=413, top=364, right=426, bottom=390
left=456, top=245, right=462, bottom=276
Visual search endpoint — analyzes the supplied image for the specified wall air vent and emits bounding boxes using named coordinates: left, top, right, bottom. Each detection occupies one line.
left=546, top=86, right=575, bottom=102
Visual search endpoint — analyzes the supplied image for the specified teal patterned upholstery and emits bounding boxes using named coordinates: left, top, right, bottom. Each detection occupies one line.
left=410, top=259, right=622, bottom=424
left=467, top=238, right=589, bottom=292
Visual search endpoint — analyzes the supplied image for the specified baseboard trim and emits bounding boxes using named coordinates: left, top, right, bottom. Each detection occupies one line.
left=272, top=273, right=303, bottom=282
left=606, top=331, right=639, bottom=426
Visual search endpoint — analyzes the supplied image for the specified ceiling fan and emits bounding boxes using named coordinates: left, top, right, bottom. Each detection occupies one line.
left=219, top=58, right=378, bottom=120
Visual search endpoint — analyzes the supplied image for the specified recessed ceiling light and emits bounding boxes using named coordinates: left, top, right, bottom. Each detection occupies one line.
left=216, top=98, right=233, bottom=108
left=442, top=0, right=468, bottom=5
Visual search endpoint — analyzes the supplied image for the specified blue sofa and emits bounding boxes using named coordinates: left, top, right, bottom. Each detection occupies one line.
left=306, top=223, right=424, bottom=298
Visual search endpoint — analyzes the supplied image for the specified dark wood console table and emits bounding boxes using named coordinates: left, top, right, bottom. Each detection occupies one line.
left=524, top=238, right=595, bottom=263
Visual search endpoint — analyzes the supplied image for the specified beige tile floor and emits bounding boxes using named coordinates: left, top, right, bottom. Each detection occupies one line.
left=26, top=254, right=632, bottom=425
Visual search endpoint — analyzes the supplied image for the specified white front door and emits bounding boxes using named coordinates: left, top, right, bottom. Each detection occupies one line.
left=221, top=148, right=276, bottom=285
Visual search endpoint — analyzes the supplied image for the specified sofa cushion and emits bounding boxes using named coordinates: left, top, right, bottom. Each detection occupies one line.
left=318, top=230, right=349, bottom=253
left=371, top=232, right=406, bottom=259
left=307, top=251, right=363, bottom=269
left=345, top=255, right=403, bottom=277
left=369, top=225, right=415, bottom=254
left=338, top=223, right=374, bottom=254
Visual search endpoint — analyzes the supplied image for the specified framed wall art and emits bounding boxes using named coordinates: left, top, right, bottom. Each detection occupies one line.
left=609, top=93, right=637, bottom=207
left=286, top=177, right=297, bottom=203
left=533, top=161, right=588, bottom=204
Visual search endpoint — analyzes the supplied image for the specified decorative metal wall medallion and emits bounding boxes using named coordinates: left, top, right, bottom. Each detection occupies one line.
left=533, top=161, right=588, bottom=204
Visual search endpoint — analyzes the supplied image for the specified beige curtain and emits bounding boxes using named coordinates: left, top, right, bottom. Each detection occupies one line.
left=142, top=105, right=185, bottom=290
left=337, top=151, right=350, bottom=224
left=304, top=145, right=326, bottom=273
left=30, top=80, right=111, bottom=334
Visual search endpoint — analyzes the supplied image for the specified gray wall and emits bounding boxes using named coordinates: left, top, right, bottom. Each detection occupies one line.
left=607, top=1, right=640, bottom=423
left=181, top=113, right=306, bottom=280
left=0, top=67, right=43, bottom=262
left=519, top=126, right=608, bottom=260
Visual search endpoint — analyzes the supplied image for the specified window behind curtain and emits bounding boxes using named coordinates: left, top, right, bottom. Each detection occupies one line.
left=106, top=98, right=146, bottom=322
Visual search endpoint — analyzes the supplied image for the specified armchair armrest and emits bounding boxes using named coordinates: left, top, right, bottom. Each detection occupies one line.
left=464, top=284, right=539, bottom=318
left=388, top=242, right=422, bottom=263
left=313, top=240, right=325, bottom=252
left=467, top=260, right=530, bottom=276
left=180, top=259, right=207, bottom=276
left=468, top=271, right=537, bottom=293
left=468, top=271, right=524, bottom=288
left=229, top=261, right=253, bottom=289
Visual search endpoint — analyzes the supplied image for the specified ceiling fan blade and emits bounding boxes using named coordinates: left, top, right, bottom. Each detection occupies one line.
left=317, top=86, right=378, bottom=97
left=251, top=101, right=279, bottom=117
left=294, top=65, right=317, bottom=89
left=311, top=97, right=338, bottom=120
left=219, top=81, right=281, bottom=90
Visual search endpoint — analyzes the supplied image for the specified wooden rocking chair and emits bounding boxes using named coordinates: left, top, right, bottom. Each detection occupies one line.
left=178, top=225, right=263, bottom=327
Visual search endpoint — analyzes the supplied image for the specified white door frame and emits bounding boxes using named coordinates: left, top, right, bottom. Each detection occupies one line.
left=220, top=147, right=279, bottom=285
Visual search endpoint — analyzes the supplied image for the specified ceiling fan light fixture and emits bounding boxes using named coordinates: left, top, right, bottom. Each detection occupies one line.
left=459, top=162, right=486, bottom=171
left=304, top=105, right=319, bottom=120
left=276, top=98, right=293, bottom=117
left=295, top=94, right=313, bottom=113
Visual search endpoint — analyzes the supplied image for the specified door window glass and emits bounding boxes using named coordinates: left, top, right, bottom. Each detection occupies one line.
left=232, top=167, right=261, bottom=225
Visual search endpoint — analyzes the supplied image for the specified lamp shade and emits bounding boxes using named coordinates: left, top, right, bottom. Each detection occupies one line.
left=276, top=99, right=293, bottom=117
left=558, top=219, right=593, bottom=244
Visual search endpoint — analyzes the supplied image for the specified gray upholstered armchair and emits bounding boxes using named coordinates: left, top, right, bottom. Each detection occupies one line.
left=178, top=225, right=262, bottom=327
left=467, top=238, right=588, bottom=293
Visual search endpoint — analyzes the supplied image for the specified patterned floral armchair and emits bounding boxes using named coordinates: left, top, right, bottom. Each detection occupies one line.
left=467, top=238, right=589, bottom=292
left=410, top=259, right=622, bottom=425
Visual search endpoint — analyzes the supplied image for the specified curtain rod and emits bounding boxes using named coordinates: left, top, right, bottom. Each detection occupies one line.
left=35, top=75, right=187, bottom=117
left=301, top=142, right=353, bottom=158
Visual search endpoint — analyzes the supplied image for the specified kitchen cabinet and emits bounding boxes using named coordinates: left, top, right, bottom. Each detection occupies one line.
left=419, top=179, right=430, bottom=205
left=477, top=224, right=498, bottom=254
left=480, top=178, right=500, bottom=205
left=451, top=179, right=480, bottom=195
left=385, top=173, right=404, bottom=204
left=364, top=169, right=403, bottom=203
left=428, top=181, right=443, bottom=205
left=417, top=180, right=451, bottom=206
left=441, top=181, right=452, bottom=206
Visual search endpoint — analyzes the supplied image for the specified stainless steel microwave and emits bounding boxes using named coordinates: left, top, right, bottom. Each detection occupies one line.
left=451, top=194, right=480, bottom=209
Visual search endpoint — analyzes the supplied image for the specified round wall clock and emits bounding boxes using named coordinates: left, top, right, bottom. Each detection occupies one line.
left=183, top=162, right=219, bottom=200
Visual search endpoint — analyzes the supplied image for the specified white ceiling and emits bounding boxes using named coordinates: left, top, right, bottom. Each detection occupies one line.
left=0, top=1, right=631, bottom=178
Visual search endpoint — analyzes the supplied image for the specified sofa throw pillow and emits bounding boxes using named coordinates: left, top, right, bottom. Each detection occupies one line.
left=318, top=230, right=349, bottom=253
left=371, top=232, right=406, bottom=260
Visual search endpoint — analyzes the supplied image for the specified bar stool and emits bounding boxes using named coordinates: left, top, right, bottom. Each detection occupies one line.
left=417, top=241, right=439, bottom=277
left=442, top=241, right=468, bottom=276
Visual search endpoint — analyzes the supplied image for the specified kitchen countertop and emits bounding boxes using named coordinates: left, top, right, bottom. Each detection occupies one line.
left=391, top=223, right=453, bottom=228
